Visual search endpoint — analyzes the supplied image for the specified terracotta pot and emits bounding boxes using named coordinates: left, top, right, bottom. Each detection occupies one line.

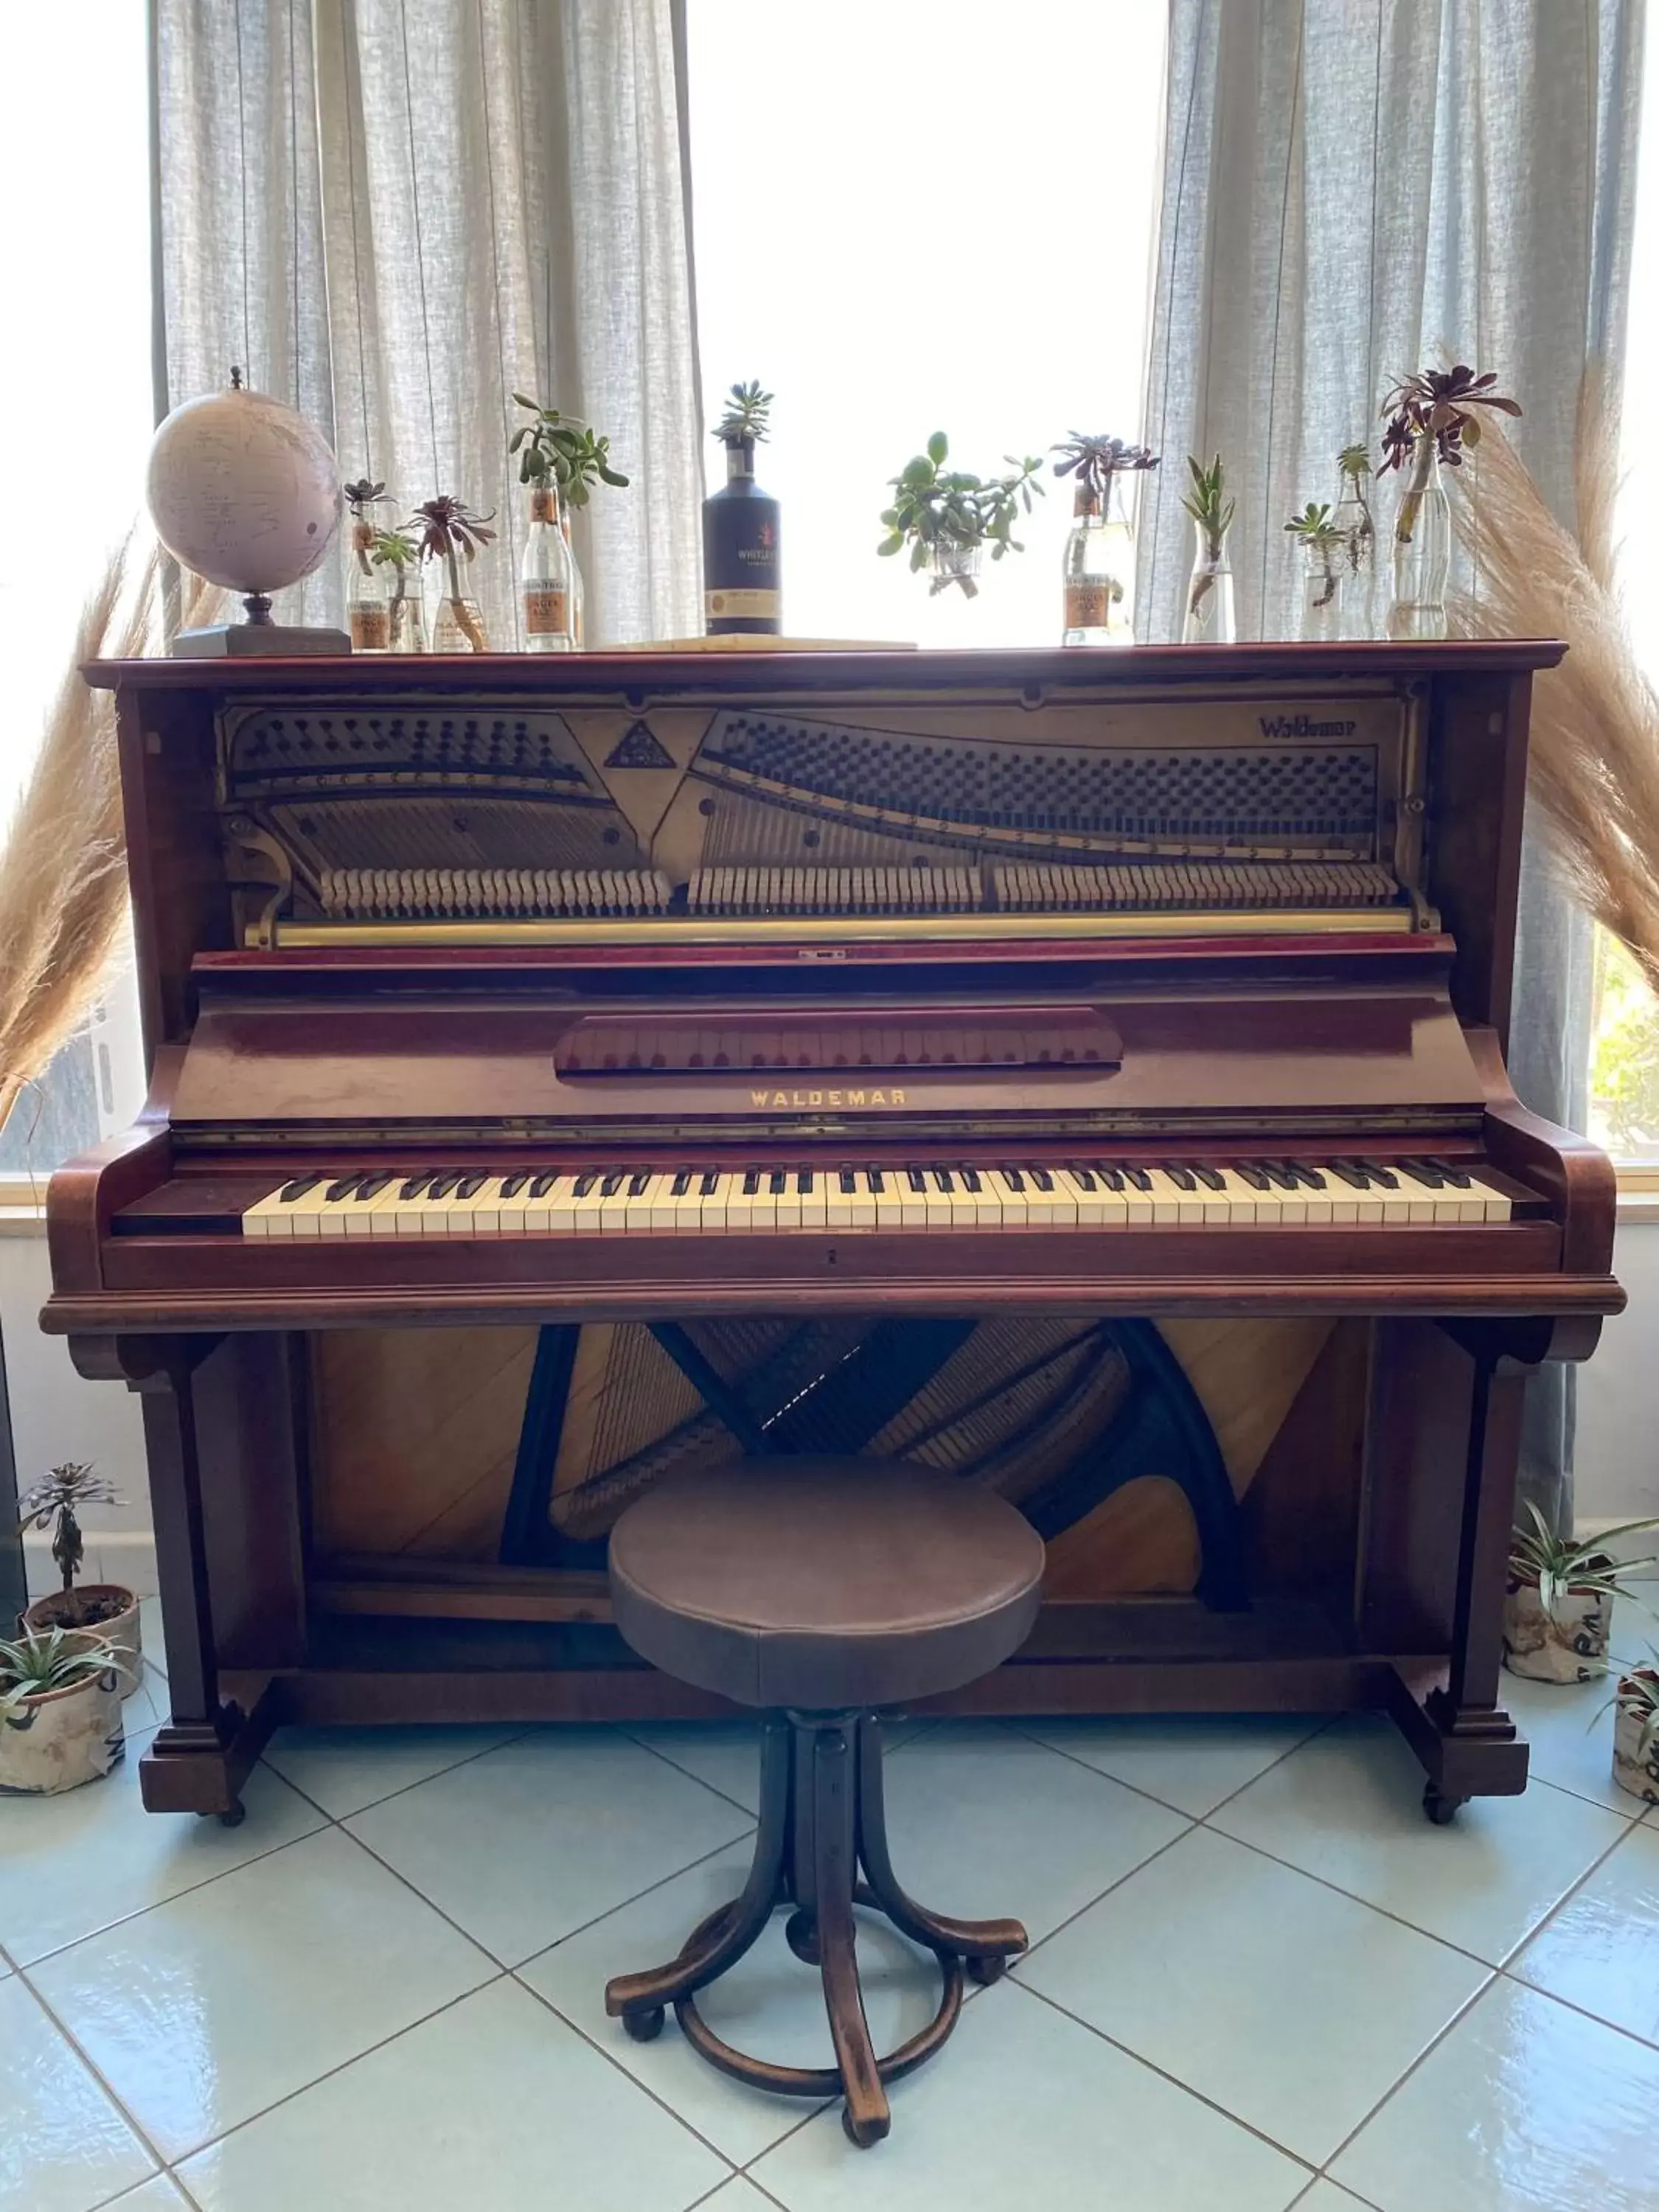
left=1500, top=1576, right=1613, bottom=1683
left=0, top=1638, right=126, bottom=1794
left=1612, top=1694, right=1659, bottom=1806
left=24, top=1585, right=143, bottom=1697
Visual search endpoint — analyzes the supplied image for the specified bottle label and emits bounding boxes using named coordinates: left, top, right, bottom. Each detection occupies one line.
left=1065, top=581, right=1116, bottom=630
left=349, top=605, right=390, bottom=652
left=524, top=587, right=569, bottom=636
left=706, top=587, right=780, bottom=620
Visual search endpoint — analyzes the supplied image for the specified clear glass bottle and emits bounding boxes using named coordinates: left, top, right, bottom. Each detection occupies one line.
left=428, top=545, right=490, bottom=653
left=522, top=479, right=575, bottom=652
left=344, top=516, right=389, bottom=652
left=1299, top=534, right=1346, bottom=640
left=1062, top=480, right=1135, bottom=646
left=1388, top=433, right=1452, bottom=639
left=1330, top=454, right=1377, bottom=637
left=561, top=506, right=586, bottom=647
left=383, top=557, right=425, bottom=652
left=1182, top=515, right=1236, bottom=644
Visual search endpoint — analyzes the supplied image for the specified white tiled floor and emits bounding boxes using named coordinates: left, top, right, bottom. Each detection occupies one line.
left=2, top=1662, right=1656, bottom=2212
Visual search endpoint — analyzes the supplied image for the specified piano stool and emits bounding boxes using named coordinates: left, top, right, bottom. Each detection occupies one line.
left=602, top=1455, right=1046, bottom=2147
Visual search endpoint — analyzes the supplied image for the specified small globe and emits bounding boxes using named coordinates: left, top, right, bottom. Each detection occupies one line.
left=146, top=377, right=342, bottom=596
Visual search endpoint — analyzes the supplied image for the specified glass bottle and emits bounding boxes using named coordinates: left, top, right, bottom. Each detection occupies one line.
left=428, top=549, right=490, bottom=652
left=1062, top=479, right=1135, bottom=647
left=703, top=437, right=782, bottom=634
left=1299, top=534, right=1346, bottom=640
left=1182, top=515, right=1236, bottom=644
left=383, top=557, right=425, bottom=652
left=522, top=478, right=575, bottom=652
left=344, top=515, right=389, bottom=652
left=1329, top=454, right=1377, bottom=637
left=1388, top=433, right=1451, bottom=639
left=561, top=505, right=586, bottom=647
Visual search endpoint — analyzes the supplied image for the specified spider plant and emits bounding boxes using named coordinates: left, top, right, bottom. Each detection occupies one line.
left=878, top=433, right=1045, bottom=597
left=1284, top=501, right=1344, bottom=608
left=342, top=479, right=389, bottom=577
left=1180, top=453, right=1234, bottom=622
left=509, top=395, right=630, bottom=507
left=15, top=1461, right=123, bottom=1595
left=409, top=495, right=495, bottom=652
left=1508, top=1501, right=1659, bottom=1615
left=712, top=380, right=773, bottom=448
left=0, top=1626, right=128, bottom=1722
left=1051, top=434, right=1160, bottom=504
left=1607, top=1660, right=1659, bottom=1784
left=1380, top=365, right=1522, bottom=542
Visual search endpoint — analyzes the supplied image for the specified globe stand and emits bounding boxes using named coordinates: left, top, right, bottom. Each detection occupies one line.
left=172, top=592, right=351, bottom=659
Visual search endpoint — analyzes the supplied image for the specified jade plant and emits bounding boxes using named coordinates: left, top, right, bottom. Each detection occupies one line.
left=878, top=432, right=1044, bottom=597
left=509, top=394, right=630, bottom=509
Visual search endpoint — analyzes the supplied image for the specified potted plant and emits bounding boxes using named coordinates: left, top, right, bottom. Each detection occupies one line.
left=1503, top=1501, right=1659, bottom=1683
left=0, top=1626, right=128, bottom=1795
left=18, top=1461, right=142, bottom=1693
left=369, top=526, right=425, bottom=653
left=509, top=394, right=630, bottom=650
left=1179, top=453, right=1236, bottom=644
left=409, top=493, right=496, bottom=653
left=1607, top=1659, right=1659, bottom=1804
left=1284, top=501, right=1346, bottom=639
left=1379, top=364, right=1521, bottom=638
left=878, top=433, right=1044, bottom=598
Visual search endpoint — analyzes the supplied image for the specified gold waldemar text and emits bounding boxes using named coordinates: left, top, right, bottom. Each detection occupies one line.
left=750, top=1088, right=908, bottom=1109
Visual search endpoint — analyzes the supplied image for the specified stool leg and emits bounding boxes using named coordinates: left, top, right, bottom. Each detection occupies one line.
left=811, top=1722, right=891, bottom=2147
left=605, top=1714, right=793, bottom=2029
left=854, top=1719, right=1027, bottom=1982
left=784, top=1718, right=821, bottom=1964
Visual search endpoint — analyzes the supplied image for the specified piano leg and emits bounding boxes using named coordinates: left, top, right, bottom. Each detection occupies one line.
left=69, top=1334, right=285, bottom=1822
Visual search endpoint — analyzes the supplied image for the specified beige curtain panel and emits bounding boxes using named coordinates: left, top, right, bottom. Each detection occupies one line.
left=152, top=0, right=705, bottom=649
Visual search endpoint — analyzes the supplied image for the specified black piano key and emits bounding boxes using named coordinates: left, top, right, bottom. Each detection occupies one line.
left=529, top=1172, right=561, bottom=1199
left=1288, top=1165, right=1327, bottom=1190
left=1402, top=1157, right=1450, bottom=1187
left=1092, top=1164, right=1126, bottom=1192
left=1068, top=1165, right=1097, bottom=1192
left=1427, top=1159, right=1473, bottom=1186
left=1122, top=1166, right=1152, bottom=1192
left=867, top=1168, right=887, bottom=1194
left=840, top=1169, right=858, bottom=1195
left=768, top=1169, right=787, bottom=1195
left=933, top=1168, right=955, bottom=1194
left=599, top=1172, right=626, bottom=1198
left=742, top=1169, right=760, bottom=1196
left=1002, top=1166, right=1026, bottom=1192
left=797, top=1169, right=815, bottom=1194
left=627, top=1172, right=652, bottom=1197
left=1192, top=1164, right=1225, bottom=1192
left=961, top=1166, right=984, bottom=1193
left=356, top=1172, right=394, bottom=1200
left=572, top=1172, right=598, bottom=1198
left=1163, top=1165, right=1197, bottom=1192
left=906, top=1168, right=928, bottom=1193
left=699, top=1169, right=720, bottom=1196
left=500, top=1172, right=529, bottom=1198
left=1030, top=1167, right=1054, bottom=1192
left=280, top=1174, right=326, bottom=1203
left=1326, top=1161, right=1370, bottom=1189
left=456, top=1173, right=488, bottom=1199
left=1259, top=1164, right=1298, bottom=1191
left=324, top=1172, right=366, bottom=1202
left=1357, top=1158, right=1400, bottom=1189
left=427, top=1172, right=465, bottom=1200
left=397, top=1172, right=434, bottom=1200
left=670, top=1170, right=692, bottom=1197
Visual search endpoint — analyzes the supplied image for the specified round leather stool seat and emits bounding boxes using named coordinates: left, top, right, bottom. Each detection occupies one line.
left=608, top=1455, right=1046, bottom=1711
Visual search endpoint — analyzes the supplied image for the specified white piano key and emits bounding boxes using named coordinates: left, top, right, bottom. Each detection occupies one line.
left=1212, top=1169, right=1262, bottom=1225
left=987, top=1169, right=1030, bottom=1227
left=1465, top=1172, right=1513, bottom=1223
left=1143, top=1170, right=1194, bottom=1225
left=797, top=1171, right=830, bottom=1232
left=872, top=1172, right=906, bottom=1231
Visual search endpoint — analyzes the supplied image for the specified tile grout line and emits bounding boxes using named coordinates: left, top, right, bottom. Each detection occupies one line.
left=1310, top=1963, right=1502, bottom=2180
left=8, top=1956, right=176, bottom=2182
left=1001, top=1707, right=1345, bottom=1825
left=1008, top=1815, right=1202, bottom=1971
left=260, top=1718, right=546, bottom=1821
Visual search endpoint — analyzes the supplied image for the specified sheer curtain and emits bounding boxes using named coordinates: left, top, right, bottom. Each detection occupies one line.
left=1138, top=0, right=1647, bottom=1523
left=152, top=0, right=703, bottom=648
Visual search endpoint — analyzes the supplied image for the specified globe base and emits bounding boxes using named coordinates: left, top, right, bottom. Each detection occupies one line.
left=171, top=614, right=353, bottom=659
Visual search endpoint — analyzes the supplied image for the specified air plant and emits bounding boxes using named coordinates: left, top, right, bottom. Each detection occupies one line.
left=342, top=479, right=389, bottom=577
left=0, top=1625, right=128, bottom=1721
left=15, top=1462, right=124, bottom=1596
left=1180, top=454, right=1234, bottom=623
left=509, top=395, right=630, bottom=508
left=1380, top=365, right=1522, bottom=543
left=712, top=380, right=773, bottom=448
left=409, top=494, right=495, bottom=652
left=1051, top=433, right=1160, bottom=505
left=1284, top=500, right=1344, bottom=609
left=878, top=432, right=1045, bottom=597
left=1508, top=1501, right=1659, bottom=1619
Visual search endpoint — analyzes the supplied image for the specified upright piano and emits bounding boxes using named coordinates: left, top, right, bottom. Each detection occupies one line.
left=46, top=642, right=1622, bottom=1823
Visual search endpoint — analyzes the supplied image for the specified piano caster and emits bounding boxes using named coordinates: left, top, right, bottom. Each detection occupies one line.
left=199, top=1801, right=247, bottom=1829
left=1422, top=1783, right=1466, bottom=1827
left=622, top=2006, right=666, bottom=2042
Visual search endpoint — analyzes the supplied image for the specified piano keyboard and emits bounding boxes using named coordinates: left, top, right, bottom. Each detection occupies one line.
left=241, top=1159, right=1513, bottom=1238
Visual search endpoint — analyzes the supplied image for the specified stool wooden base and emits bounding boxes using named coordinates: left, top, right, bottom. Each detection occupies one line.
left=605, top=1712, right=1027, bottom=2146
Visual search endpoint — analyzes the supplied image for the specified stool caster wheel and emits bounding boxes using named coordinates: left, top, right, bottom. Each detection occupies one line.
left=965, top=1952, right=1008, bottom=1986
left=1422, top=1784, right=1465, bottom=1827
left=622, top=2007, right=665, bottom=2042
left=842, top=2102, right=889, bottom=2148
left=785, top=1909, right=821, bottom=1965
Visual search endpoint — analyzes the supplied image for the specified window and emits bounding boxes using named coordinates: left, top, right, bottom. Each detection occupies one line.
left=0, top=10, right=152, bottom=1182
left=685, top=0, right=1166, bottom=649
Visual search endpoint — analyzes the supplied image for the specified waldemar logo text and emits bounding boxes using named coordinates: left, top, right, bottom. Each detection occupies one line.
left=1258, top=713, right=1358, bottom=737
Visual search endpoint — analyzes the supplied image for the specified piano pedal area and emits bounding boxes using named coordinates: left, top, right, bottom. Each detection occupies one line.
left=240, top=1155, right=1517, bottom=1238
